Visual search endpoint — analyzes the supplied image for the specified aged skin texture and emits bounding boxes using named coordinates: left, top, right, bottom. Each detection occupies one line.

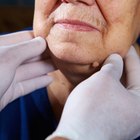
left=34, top=0, right=140, bottom=85
left=33, top=0, right=140, bottom=119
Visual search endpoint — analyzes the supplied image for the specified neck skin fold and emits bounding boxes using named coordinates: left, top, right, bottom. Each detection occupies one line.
left=47, top=55, right=101, bottom=121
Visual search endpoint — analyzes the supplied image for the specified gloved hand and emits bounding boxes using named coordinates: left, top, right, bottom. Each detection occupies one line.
left=0, top=31, right=55, bottom=111
left=47, top=46, right=140, bottom=140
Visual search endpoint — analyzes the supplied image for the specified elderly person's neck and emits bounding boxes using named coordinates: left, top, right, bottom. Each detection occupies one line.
left=47, top=43, right=140, bottom=121
left=50, top=51, right=101, bottom=84
left=47, top=56, right=100, bottom=121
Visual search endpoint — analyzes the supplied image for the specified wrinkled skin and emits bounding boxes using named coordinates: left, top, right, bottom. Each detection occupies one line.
left=34, top=0, right=140, bottom=85
left=33, top=0, right=140, bottom=123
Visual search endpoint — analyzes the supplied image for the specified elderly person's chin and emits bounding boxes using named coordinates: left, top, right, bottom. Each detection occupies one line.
left=46, top=28, right=106, bottom=85
left=45, top=23, right=132, bottom=85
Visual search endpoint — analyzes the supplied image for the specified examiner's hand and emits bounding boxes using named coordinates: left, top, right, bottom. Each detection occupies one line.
left=0, top=31, right=55, bottom=111
left=47, top=46, right=140, bottom=140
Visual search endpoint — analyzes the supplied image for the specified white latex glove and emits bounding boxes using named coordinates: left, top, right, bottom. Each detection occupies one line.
left=0, top=31, right=55, bottom=111
left=47, top=46, right=140, bottom=140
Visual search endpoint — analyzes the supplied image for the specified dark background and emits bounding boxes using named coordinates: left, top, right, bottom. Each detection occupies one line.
left=0, top=0, right=34, bottom=33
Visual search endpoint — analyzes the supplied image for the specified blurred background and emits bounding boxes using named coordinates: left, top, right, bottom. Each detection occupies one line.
left=0, top=0, right=34, bottom=33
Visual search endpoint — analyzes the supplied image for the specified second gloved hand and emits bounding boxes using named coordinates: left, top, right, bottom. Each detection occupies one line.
left=47, top=46, right=140, bottom=140
left=0, top=32, right=55, bottom=111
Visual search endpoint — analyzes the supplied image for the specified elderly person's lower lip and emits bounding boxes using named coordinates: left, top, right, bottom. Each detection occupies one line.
left=55, top=20, right=100, bottom=32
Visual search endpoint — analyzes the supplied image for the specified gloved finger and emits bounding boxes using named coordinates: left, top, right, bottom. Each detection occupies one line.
left=34, top=0, right=59, bottom=37
left=15, top=60, right=56, bottom=82
left=15, top=75, right=53, bottom=98
left=24, top=56, right=42, bottom=63
left=2, top=37, right=46, bottom=67
left=24, top=48, right=51, bottom=63
left=101, top=54, right=123, bottom=80
left=124, top=46, right=140, bottom=89
left=0, top=75, right=53, bottom=111
left=0, top=31, right=33, bottom=46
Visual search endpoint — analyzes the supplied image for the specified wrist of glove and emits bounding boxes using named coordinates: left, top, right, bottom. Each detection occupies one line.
left=46, top=95, right=108, bottom=140
left=46, top=117, right=107, bottom=140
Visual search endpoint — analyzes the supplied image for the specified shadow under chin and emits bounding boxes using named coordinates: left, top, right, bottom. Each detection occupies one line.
left=59, top=62, right=102, bottom=87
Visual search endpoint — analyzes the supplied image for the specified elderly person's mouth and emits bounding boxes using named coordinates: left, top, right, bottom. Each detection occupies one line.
left=54, top=19, right=101, bottom=32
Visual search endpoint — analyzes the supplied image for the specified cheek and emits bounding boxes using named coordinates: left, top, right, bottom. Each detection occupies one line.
left=97, top=0, right=138, bottom=56
left=103, top=27, right=132, bottom=58
left=33, top=1, right=61, bottom=38
left=97, top=0, right=124, bottom=23
left=97, top=0, right=138, bottom=27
